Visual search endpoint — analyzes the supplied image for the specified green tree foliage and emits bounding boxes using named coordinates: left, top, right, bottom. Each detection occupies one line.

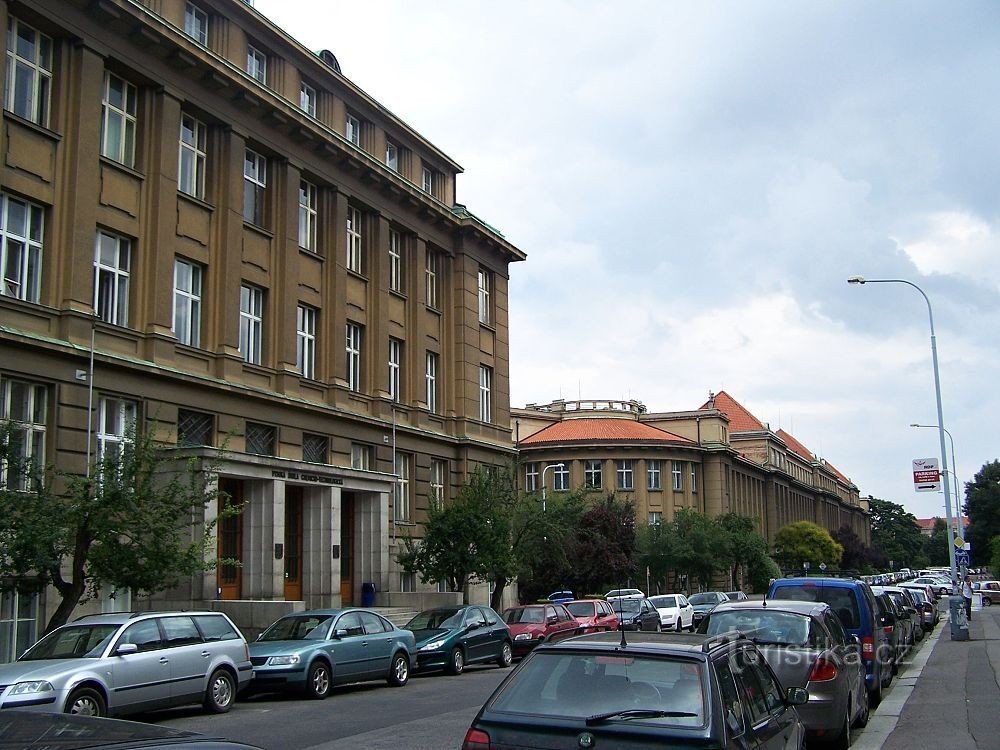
left=773, top=521, right=843, bottom=570
left=832, top=525, right=880, bottom=573
left=989, top=536, right=1000, bottom=580
left=0, top=423, right=231, bottom=633
left=963, top=460, right=1000, bottom=566
left=867, top=497, right=927, bottom=570
left=569, top=494, right=637, bottom=595
left=923, top=518, right=951, bottom=567
left=514, top=489, right=587, bottom=602
left=715, top=513, right=769, bottom=590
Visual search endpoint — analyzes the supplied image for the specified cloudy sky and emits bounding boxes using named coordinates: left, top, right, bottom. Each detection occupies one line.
left=255, top=0, right=999, bottom=521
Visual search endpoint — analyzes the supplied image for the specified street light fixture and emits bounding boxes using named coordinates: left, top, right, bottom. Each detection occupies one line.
left=910, top=423, right=962, bottom=537
left=847, top=276, right=960, bottom=600
left=540, top=463, right=565, bottom=512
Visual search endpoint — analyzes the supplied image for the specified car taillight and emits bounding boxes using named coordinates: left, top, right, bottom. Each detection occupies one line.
left=808, top=657, right=838, bottom=682
left=462, top=728, right=490, bottom=750
left=883, top=625, right=894, bottom=636
left=861, top=635, right=874, bottom=660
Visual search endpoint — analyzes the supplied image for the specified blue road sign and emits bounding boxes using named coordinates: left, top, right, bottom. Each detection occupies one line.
left=956, top=549, right=970, bottom=566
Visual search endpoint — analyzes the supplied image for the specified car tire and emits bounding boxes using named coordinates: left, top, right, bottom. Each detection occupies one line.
left=869, top=671, right=882, bottom=709
left=831, top=705, right=852, bottom=750
left=984, top=597, right=993, bottom=607
left=446, top=647, right=465, bottom=675
left=387, top=651, right=409, bottom=687
left=65, top=686, right=106, bottom=717
left=306, top=661, right=331, bottom=699
left=853, top=687, right=869, bottom=728
left=203, top=668, right=236, bottom=714
left=676, top=620, right=684, bottom=632
left=497, top=641, right=513, bottom=668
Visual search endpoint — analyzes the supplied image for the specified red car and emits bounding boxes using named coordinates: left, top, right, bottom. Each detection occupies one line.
left=564, top=599, right=619, bottom=633
left=501, top=604, right=583, bottom=657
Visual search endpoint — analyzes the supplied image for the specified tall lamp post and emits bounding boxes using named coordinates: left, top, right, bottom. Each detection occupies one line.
left=540, top=463, right=565, bottom=513
left=910, top=423, right=962, bottom=538
left=846, top=276, right=960, bottom=601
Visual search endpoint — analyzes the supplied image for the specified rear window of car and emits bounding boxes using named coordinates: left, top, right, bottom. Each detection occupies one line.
left=770, top=584, right=861, bottom=629
left=566, top=602, right=596, bottom=618
left=193, top=614, right=241, bottom=642
left=705, top=610, right=811, bottom=646
left=649, top=596, right=677, bottom=608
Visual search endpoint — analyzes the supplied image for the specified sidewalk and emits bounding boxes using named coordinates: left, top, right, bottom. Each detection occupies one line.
left=856, top=603, right=1000, bottom=750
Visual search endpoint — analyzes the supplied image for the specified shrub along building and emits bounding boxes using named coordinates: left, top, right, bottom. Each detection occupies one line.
left=0, top=0, right=523, bottom=654
left=514, top=391, right=870, bottom=548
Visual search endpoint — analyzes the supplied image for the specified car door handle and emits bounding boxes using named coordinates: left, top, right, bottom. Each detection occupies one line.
left=159, top=657, right=169, bottom=664
left=201, top=650, right=211, bottom=658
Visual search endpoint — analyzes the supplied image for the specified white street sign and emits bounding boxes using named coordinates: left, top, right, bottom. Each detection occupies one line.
left=912, top=457, right=941, bottom=492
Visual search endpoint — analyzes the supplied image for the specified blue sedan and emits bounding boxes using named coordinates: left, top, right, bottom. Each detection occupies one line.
left=248, top=609, right=416, bottom=699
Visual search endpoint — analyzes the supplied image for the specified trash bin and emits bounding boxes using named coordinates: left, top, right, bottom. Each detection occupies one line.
left=949, top=594, right=969, bottom=640
left=361, top=581, right=376, bottom=607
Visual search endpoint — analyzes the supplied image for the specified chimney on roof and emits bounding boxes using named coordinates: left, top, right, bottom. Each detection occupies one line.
left=707, top=391, right=716, bottom=408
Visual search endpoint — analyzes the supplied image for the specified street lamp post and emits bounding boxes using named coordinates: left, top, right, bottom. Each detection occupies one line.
left=910, top=423, right=962, bottom=538
left=847, top=276, right=961, bottom=614
left=540, top=463, right=565, bottom=513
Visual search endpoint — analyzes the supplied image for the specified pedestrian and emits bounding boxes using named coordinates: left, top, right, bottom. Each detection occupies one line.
left=962, top=574, right=974, bottom=622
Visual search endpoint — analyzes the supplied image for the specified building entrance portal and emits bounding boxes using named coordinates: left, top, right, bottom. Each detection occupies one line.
left=217, top=478, right=244, bottom=600
left=284, top=486, right=304, bottom=601
left=340, top=493, right=355, bottom=604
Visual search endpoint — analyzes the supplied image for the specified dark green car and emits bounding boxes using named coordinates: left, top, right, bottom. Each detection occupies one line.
left=405, top=605, right=513, bottom=675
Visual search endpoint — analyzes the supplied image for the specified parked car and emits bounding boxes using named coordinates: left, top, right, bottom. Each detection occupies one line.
left=873, top=586, right=921, bottom=643
left=872, top=593, right=904, bottom=673
left=725, top=590, right=750, bottom=602
left=248, top=608, right=415, bottom=698
left=502, top=603, right=582, bottom=658
left=647, top=594, right=695, bottom=632
left=604, top=588, right=645, bottom=601
left=689, top=591, right=731, bottom=628
left=546, top=590, right=575, bottom=603
left=0, top=611, right=252, bottom=717
left=912, top=576, right=953, bottom=597
left=611, top=597, right=663, bottom=632
left=699, top=599, right=868, bottom=747
left=973, top=580, right=1000, bottom=606
left=462, top=631, right=808, bottom=750
left=404, top=605, right=512, bottom=675
left=768, top=576, right=890, bottom=707
left=565, top=599, right=620, bottom=633
left=904, top=587, right=939, bottom=631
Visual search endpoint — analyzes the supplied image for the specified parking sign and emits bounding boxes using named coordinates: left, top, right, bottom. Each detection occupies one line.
left=912, top=457, right=941, bottom=492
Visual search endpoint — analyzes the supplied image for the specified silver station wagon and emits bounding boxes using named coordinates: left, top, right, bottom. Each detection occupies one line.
left=0, top=611, right=252, bottom=717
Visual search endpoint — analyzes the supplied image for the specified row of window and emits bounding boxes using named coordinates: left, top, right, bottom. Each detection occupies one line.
left=523, top=459, right=698, bottom=493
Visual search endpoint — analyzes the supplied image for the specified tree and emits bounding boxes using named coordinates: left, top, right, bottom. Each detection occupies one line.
left=773, top=521, right=843, bottom=570
left=964, top=460, right=1000, bottom=567
left=569, top=494, right=637, bottom=596
left=832, top=525, right=877, bottom=573
left=867, top=497, right=927, bottom=570
left=666, top=509, right=730, bottom=590
left=0, top=423, right=231, bottom=633
left=924, top=518, right=950, bottom=567
left=715, top=513, right=769, bottom=590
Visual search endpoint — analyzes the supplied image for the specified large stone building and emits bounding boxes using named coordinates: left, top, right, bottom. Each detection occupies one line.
left=514, top=391, right=870, bottom=547
left=0, top=0, right=522, bottom=658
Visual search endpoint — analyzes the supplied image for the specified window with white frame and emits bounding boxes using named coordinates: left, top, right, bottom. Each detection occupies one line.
left=647, top=459, right=662, bottom=490
left=346, top=322, right=362, bottom=391
left=94, top=231, right=131, bottom=326
left=299, top=81, right=316, bottom=116
left=394, top=452, right=411, bottom=522
left=178, top=114, right=206, bottom=199
left=0, top=192, right=44, bottom=303
left=524, top=462, right=538, bottom=492
left=648, top=511, right=662, bottom=525
left=578, top=459, right=598, bottom=489
left=425, top=351, right=438, bottom=413
left=425, top=249, right=440, bottom=309
left=172, top=258, right=202, bottom=347
left=385, top=141, right=398, bottom=172
left=421, top=166, right=433, bottom=194
left=243, top=149, right=266, bottom=226
left=97, top=396, right=136, bottom=463
left=691, top=463, right=698, bottom=492
left=345, top=113, right=360, bottom=146
left=388, top=229, right=403, bottom=293
left=184, top=3, right=208, bottom=45
left=346, top=206, right=363, bottom=273
left=477, top=267, right=492, bottom=325
left=400, top=572, right=416, bottom=593
left=101, top=72, right=137, bottom=168
left=478, top=365, right=492, bottom=423
left=351, top=442, right=372, bottom=470
left=298, top=180, right=317, bottom=251
left=388, top=338, right=402, bottom=402
left=430, top=458, right=447, bottom=505
left=0, top=589, right=38, bottom=664
left=0, top=377, right=46, bottom=491
left=246, top=45, right=267, bottom=84
left=553, top=463, right=570, bottom=491
left=672, top=462, right=683, bottom=491
left=4, top=18, right=52, bottom=126
left=239, top=284, right=263, bottom=364
left=296, top=305, right=316, bottom=379
left=616, top=460, right=634, bottom=491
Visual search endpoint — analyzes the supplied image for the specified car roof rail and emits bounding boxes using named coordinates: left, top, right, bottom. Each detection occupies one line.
left=701, top=630, right=746, bottom=652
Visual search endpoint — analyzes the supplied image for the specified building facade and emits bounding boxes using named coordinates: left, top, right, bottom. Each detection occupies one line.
left=0, top=0, right=523, bottom=654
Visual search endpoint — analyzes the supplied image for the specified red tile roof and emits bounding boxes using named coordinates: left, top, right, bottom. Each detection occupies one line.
left=916, top=516, right=969, bottom=532
left=699, top=391, right=765, bottom=432
left=519, top=418, right=694, bottom=446
left=776, top=428, right=813, bottom=462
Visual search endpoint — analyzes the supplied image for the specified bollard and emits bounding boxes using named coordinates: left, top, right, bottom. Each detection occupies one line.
left=949, top=594, right=969, bottom=640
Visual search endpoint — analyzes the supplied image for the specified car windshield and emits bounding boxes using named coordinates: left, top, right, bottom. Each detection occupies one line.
left=406, top=608, right=464, bottom=630
left=566, top=602, right=596, bottom=618
left=649, top=596, right=677, bottom=608
left=770, top=585, right=862, bottom=629
left=20, top=624, right=120, bottom=660
left=503, top=608, right=545, bottom=624
left=488, top=651, right=706, bottom=727
left=612, top=600, right=640, bottom=613
left=706, top=611, right=811, bottom=645
left=259, top=615, right=333, bottom=641
left=689, top=593, right=720, bottom=606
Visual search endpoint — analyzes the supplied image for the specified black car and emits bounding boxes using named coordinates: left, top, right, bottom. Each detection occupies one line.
left=689, top=591, right=731, bottom=628
left=611, top=597, right=662, bottom=631
left=462, top=631, right=808, bottom=750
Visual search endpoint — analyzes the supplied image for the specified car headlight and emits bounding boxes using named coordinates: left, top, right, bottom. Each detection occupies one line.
left=266, top=654, right=301, bottom=666
left=514, top=633, right=534, bottom=641
left=10, top=681, right=54, bottom=695
left=420, top=639, right=448, bottom=651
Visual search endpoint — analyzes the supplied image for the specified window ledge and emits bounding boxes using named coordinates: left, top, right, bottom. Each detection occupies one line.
left=298, top=247, right=324, bottom=261
left=242, top=222, right=274, bottom=239
left=3, top=110, right=61, bottom=142
left=99, top=155, right=144, bottom=181
left=347, top=269, right=368, bottom=282
left=178, top=191, right=215, bottom=212
left=389, top=289, right=407, bottom=301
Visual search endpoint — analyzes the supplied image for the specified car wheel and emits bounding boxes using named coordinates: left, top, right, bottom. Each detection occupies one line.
left=446, top=647, right=465, bottom=675
left=497, top=641, right=513, bottom=668
left=676, top=620, right=684, bottom=632
left=832, top=705, right=852, bottom=750
left=307, top=661, right=331, bottom=699
left=869, top=671, right=883, bottom=709
left=387, top=651, right=409, bottom=687
left=203, top=668, right=235, bottom=714
left=853, top=687, right=869, bottom=728
left=65, top=686, right=106, bottom=717
left=984, top=597, right=993, bottom=607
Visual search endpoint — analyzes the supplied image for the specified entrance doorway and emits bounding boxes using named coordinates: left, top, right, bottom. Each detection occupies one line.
left=217, top=478, right=243, bottom=600
left=283, top=486, right=303, bottom=601
left=340, top=493, right=355, bottom=605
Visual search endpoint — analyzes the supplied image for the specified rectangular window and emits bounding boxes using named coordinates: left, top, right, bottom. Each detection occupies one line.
left=430, top=458, right=446, bottom=505
left=478, top=267, right=492, bottom=325
left=245, top=421, right=275, bottom=456
left=0, top=590, right=39, bottom=663
left=0, top=192, right=44, bottom=303
left=672, top=463, right=683, bottom=491
left=239, top=284, right=263, bottom=364
left=346, top=322, right=362, bottom=391
left=351, top=442, right=372, bottom=470
left=388, top=338, right=402, bottom=402
left=4, top=18, right=52, bottom=126
left=400, top=572, right=416, bottom=593
left=385, top=141, right=398, bottom=171
left=479, top=365, right=492, bottom=423
left=554, top=463, right=570, bottom=491
left=172, top=258, right=202, bottom=347
left=617, top=460, right=634, bottom=491
left=184, top=3, right=208, bottom=45
left=298, top=180, right=317, bottom=251
left=178, top=114, right=207, bottom=199
left=246, top=45, right=267, bottom=84
left=296, top=305, right=317, bottom=379
left=0, top=377, right=46, bottom=491
left=584, top=460, right=602, bottom=489
left=302, top=433, right=328, bottom=464
left=421, top=167, right=433, bottom=194
left=394, top=452, right=410, bottom=522
left=346, top=206, right=363, bottom=273
left=101, top=72, right=137, bottom=167
left=524, top=462, right=538, bottom=493
left=345, top=113, right=360, bottom=146
left=243, top=149, right=266, bottom=226
left=388, top=229, right=403, bottom=293
left=97, top=396, right=136, bottom=462
left=647, top=459, right=661, bottom=490
left=177, top=409, right=212, bottom=447
left=94, top=231, right=131, bottom=326
left=648, top=511, right=662, bottom=526
left=691, top=463, right=698, bottom=492
left=425, top=351, right=438, bottom=413
left=299, top=81, right=316, bottom=116
left=425, top=249, right=440, bottom=309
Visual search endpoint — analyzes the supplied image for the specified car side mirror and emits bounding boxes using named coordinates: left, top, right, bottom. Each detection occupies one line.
left=334, top=628, right=348, bottom=639
left=547, top=616, right=558, bottom=625
left=786, top=686, right=809, bottom=705
left=116, top=643, right=138, bottom=656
